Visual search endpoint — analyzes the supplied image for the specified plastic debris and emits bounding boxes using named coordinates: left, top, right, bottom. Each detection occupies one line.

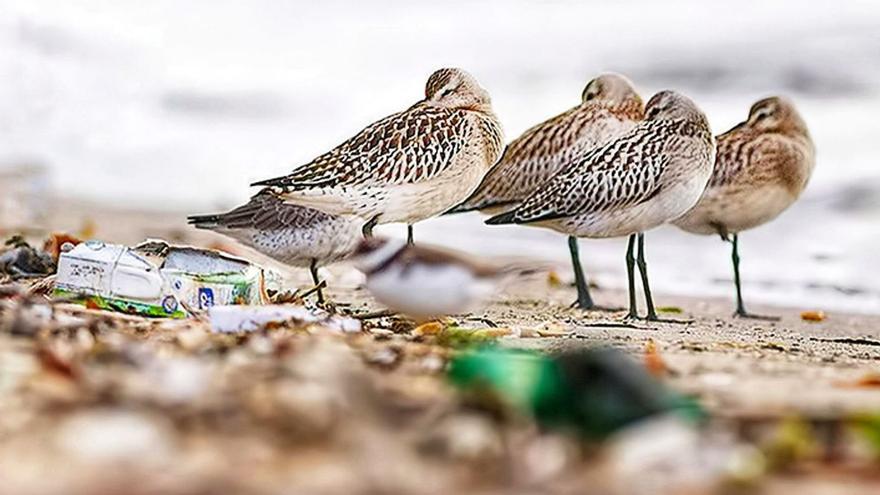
left=448, top=346, right=704, bottom=440
left=53, top=239, right=276, bottom=318
left=208, top=304, right=361, bottom=334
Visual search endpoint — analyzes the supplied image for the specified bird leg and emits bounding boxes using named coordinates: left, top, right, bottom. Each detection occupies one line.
left=407, top=225, right=414, bottom=245
left=308, top=258, right=325, bottom=305
left=566, top=236, right=623, bottom=312
left=626, top=234, right=638, bottom=319
left=636, top=233, right=693, bottom=324
left=568, top=236, right=595, bottom=310
left=635, top=233, right=658, bottom=320
left=729, top=234, right=780, bottom=320
left=362, top=215, right=379, bottom=238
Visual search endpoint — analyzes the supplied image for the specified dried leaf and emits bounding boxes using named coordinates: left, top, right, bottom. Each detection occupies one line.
left=643, top=339, right=668, bottom=377
left=657, top=306, right=683, bottom=314
left=546, top=271, right=562, bottom=288
left=536, top=322, right=568, bottom=337
left=43, top=232, right=83, bottom=262
left=412, top=321, right=445, bottom=336
left=35, top=346, right=80, bottom=382
left=834, top=372, right=880, bottom=389
left=800, top=310, right=826, bottom=322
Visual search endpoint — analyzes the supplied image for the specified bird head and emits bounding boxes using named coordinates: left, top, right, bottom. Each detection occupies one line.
left=645, top=90, right=708, bottom=127
left=581, top=73, right=644, bottom=116
left=745, top=96, right=809, bottom=135
left=424, top=68, right=492, bottom=112
left=351, top=236, right=407, bottom=274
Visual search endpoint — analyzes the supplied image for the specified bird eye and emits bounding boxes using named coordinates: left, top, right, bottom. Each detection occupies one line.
left=437, top=84, right=461, bottom=99
left=646, top=106, right=661, bottom=119
left=754, top=108, right=773, bottom=121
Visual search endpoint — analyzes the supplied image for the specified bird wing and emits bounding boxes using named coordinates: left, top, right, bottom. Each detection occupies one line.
left=453, top=105, right=620, bottom=213
left=188, top=190, right=335, bottom=231
left=489, top=122, right=670, bottom=224
left=253, top=105, right=472, bottom=191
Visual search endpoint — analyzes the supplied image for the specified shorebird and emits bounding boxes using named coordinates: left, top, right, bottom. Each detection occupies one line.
left=449, top=73, right=644, bottom=310
left=487, top=91, right=715, bottom=321
left=673, top=97, right=815, bottom=319
left=251, top=68, right=505, bottom=244
left=187, top=190, right=364, bottom=303
left=351, top=237, right=538, bottom=322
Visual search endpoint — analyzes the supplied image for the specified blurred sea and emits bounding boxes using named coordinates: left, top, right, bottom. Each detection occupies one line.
left=2, top=0, right=880, bottom=313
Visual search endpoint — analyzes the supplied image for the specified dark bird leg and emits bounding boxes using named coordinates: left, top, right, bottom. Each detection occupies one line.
left=626, top=234, right=638, bottom=319
left=730, top=234, right=779, bottom=320
left=309, top=258, right=325, bottom=304
left=362, top=215, right=379, bottom=238
left=407, top=225, right=414, bottom=245
left=635, top=233, right=658, bottom=321
left=636, top=233, right=693, bottom=324
left=567, top=236, right=623, bottom=312
left=568, top=236, right=595, bottom=309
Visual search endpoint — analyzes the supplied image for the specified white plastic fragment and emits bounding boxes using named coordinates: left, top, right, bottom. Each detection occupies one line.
left=53, top=239, right=277, bottom=318
left=208, top=305, right=361, bottom=334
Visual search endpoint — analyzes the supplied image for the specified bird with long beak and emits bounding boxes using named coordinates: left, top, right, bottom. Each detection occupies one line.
left=449, top=73, right=644, bottom=311
left=487, top=91, right=716, bottom=321
left=673, top=97, right=815, bottom=319
left=188, top=190, right=364, bottom=304
left=351, top=237, right=541, bottom=322
left=251, top=68, right=505, bottom=245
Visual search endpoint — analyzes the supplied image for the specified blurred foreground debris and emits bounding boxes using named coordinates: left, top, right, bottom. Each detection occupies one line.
left=209, top=304, right=361, bottom=333
left=0, top=235, right=55, bottom=279
left=448, top=346, right=704, bottom=439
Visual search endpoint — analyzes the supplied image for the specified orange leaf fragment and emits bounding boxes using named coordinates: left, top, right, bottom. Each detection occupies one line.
left=800, top=310, right=826, bottom=322
left=644, top=339, right=668, bottom=377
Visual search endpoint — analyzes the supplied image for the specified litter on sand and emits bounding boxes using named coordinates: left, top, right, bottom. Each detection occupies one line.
left=208, top=304, right=362, bottom=334
left=53, top=239, right=277, bottom=318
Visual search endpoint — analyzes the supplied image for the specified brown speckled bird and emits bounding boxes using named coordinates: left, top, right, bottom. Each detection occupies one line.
left=450, top=73, right=644, bottom=311
left=488, top=91, right=716, bottom=321
left=252, top=68, right=505, bottom=244
left=674, top=97, right=815, bottom=319
left=188, top=191, right=364, bottom=303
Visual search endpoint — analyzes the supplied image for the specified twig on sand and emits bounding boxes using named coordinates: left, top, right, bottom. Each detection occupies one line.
left=462, top=316, right=499, bottom=328
left=576, top=321, right=648, bottom=330
left=351, top=309, right=398, bottom=320
left=298, top=281, right=327, bottom=300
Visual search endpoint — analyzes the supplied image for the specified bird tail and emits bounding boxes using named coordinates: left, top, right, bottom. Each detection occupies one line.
left=187, top=213, right=224, bottom=230
left=187, top=193, right=272, bottom=231
left=484, top=210, right=517, bottom=225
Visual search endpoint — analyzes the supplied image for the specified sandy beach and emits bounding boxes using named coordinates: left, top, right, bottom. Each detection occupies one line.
left=0, top=197, right=875, bottom=494
left=38, top=197, right=880, bottom=417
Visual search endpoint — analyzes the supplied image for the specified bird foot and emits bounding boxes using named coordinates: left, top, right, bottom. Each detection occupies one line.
left=629, top=312, right=694, bottom=325
left=568, top=300, right=625, bottom=312
left=316, top=298, right=338, bottom=313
